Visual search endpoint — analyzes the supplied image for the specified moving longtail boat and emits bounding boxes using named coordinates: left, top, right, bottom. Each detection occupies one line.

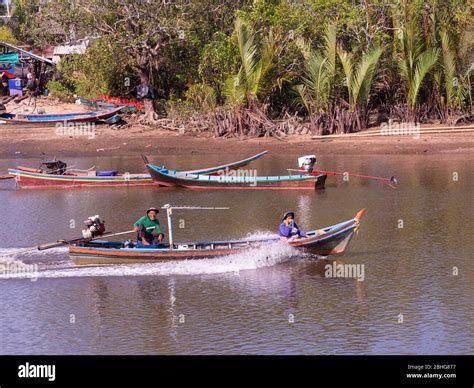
left=7, top=151, right=268, bottom=188
left=0, top=106, right=124, bottom=125
left=145, top=162, right=327, bottom=190
left=67, top=206, right=365, bottom=265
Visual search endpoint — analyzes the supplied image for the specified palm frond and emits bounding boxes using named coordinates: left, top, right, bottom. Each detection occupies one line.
left=292, top=84, right=312, bottom=114
left=296, top=37, right=311, bottom=60
left=227, top=18, right=287, bottom=105
left=337, top=46, right=354, bottom=108
left=234, top=17, right=261, bottom=100
left=223, top=76, right=245, bottom=105
left=257, top=29, right=286, bottom=99
left=395, top=14, right=440, bottom=115
left=409, top=48, right=439, bottom=109
left=323, top=22, right=337, bottom=80
left=440, top=31, right=455, bottom=106
left=352, top=45, right=383, bottom=110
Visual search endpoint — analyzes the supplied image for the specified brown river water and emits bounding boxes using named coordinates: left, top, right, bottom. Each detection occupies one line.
left=0, top=153, right=473, bottom=354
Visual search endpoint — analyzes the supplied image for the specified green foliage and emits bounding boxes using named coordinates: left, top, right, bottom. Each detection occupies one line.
left=56, top=38, right=131, bottom=99
left=47, top=80, right=75, bottom=102
left=165, top=83, right=217, bottom=116
left=294, top=23, right=337, bottom=115
left=10, top=0, right=474, bottom=123
left=224, top=17, right=289, bottom=106
left=198, top=32, right=239, bottom=100
left=395, top=17, right=440, bottom=115
left=12, top=0, right=69, bottom=45
left=11, top=0, right=38, bottom=43
left=0, top=26, right=17, bottom=44
left=439, top=29, right=469, bottom=112
left=185, top=83, right=217, bottom=111
left=338, top=45, right=383, bottom=112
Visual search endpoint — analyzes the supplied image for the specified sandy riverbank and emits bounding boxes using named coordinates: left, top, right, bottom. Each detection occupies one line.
left=0, top=98, right=473, bottom=159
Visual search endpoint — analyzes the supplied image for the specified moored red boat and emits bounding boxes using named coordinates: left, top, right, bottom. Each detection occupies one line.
left=7, top=151, right=268, bottom=188
left=8, top=166, right=154, bottom=187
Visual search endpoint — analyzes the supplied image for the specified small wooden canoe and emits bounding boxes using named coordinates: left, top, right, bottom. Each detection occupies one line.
left=69, top=209, right=365, bottom=265
left=146, top=163, right=327, bottom=190
left=7, top=151, right=268, bottom=188
left=0, top=107, right=123, bottom=125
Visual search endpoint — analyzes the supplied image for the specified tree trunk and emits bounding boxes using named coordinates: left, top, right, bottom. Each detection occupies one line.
left=142, top=99, right=156, bottom=122
left=136, top=66, right=158, bottom=123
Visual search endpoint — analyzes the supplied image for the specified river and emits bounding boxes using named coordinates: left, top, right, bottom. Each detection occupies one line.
left=0, top=153, right=472, bottom=354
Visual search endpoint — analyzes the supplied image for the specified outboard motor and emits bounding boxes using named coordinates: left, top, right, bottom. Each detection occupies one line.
left=82, top=215, right=106, bottom=239
left=298, top=155, right=317, bottom=172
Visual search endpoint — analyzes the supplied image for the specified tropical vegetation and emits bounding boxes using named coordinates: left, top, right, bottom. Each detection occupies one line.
left=4, top=0, right=474, bottom=136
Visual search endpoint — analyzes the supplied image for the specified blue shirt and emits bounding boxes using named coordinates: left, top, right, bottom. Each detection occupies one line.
left=279, top=222, right=306, bottom=238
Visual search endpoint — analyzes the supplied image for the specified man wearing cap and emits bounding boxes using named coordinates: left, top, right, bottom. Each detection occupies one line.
left=133, top=208, right=165, bottom=247
left=279, top=211, right=307, bottom=242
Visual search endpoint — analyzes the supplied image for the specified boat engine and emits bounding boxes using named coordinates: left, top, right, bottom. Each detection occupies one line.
left=82, top=215, right=106, bottom=239
left=298, top=155, right=317, bottom=172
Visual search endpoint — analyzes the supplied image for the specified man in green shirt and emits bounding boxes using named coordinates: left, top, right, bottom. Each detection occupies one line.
left=133, top=208, right=165, bottom=247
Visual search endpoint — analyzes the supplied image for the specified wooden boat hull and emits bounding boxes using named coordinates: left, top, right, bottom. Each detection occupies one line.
left=289, top=220, right=359, bottom=255
left=8, top=169, right=154, bottom=188
left=70, top=245, right=246, bottom=265
left=69, top=209, right=365, bottom=265
left=0, top=107, right=123, bottom=125
left=8, top=151, right=268, bottom=188
left=146, top=164, right=327, bottom=190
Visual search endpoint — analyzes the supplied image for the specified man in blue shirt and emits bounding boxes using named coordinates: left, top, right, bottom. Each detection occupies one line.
left=279, top=211, right=307, bottom=242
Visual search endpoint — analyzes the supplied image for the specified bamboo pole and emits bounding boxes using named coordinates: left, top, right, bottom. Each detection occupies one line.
left=1, top=227, right=155, bottom=257
left=311, top=125, right=474, bottom=140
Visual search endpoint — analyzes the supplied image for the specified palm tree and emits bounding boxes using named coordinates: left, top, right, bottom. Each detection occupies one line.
left=438, top=29, right=471, bottom=117
left=294, top=22, right=337, bottom=115
left=223, top=18, right=257, bottom=105
left=396, top=20, right=439, bottom=121
left=224, top=18, right=286, bottom=107
left=295, top=23, right=381, bottom=133
left=337, top=45, right=383, bottom=115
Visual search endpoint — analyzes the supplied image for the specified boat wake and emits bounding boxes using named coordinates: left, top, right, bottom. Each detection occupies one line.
left=0, top=232, right=306, bottom=279
left=0, top=247, right=72, bottom=281
left=0, top=247, right=70, bottom=265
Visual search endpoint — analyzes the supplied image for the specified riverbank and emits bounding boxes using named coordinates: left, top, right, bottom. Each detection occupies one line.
left=1, top=99, right=473, bottom=158
left=1, top=123, right=474, bottom=159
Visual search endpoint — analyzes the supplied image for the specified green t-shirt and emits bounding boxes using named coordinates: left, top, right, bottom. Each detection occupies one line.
left=134, top=215, right=161, bottom=234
